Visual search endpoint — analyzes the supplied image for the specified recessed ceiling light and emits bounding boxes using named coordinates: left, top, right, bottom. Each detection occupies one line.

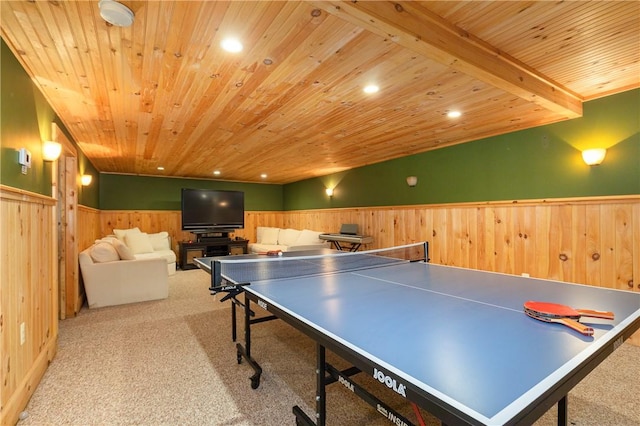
left=221, top=38, right=243, bottom=53
left=260, top=173, right=267, bottom=179
left=156, top=166, right=164, bottom=171
left=213, top=170, right=221, bottom=176
left=447, top=110, right=462, bottom=118
left=363, top=84, right=379, bottom=94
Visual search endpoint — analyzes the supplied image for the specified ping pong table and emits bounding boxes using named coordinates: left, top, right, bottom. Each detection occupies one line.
left=196, top=243, right=640, bottom=426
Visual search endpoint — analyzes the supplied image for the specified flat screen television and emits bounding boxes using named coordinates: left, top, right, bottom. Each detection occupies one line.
left=181, top=188, right=244, bottom=232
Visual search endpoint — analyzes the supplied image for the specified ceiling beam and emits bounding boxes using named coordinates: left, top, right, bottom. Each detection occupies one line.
left=312, top=1, right=582, bottom=118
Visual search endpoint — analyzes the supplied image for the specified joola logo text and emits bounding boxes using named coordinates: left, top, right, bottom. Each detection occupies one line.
left=373, top=368, right=406, bottom=397
left=338, top=375, right=354, bottom=392
left=257, top=300, right=267, bottom=310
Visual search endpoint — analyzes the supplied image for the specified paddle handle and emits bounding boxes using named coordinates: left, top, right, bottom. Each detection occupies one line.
left=557, top=317, right=594, bottom=336
left=526, top=310, right=595, bottom=336
left=576, top=309, right=615, bottom=320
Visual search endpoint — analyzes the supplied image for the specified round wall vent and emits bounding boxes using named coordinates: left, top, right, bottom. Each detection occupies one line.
left=98, top=0, right=134, bottom=27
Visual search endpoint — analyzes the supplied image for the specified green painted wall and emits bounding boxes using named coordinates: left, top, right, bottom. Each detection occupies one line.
left=1, top=39, right=55, bottom=195
left=284, top=89, right=640, bottom=210
left=99, top=174, right=283, bottom=211
left=1, top=39, right=100, bottom=208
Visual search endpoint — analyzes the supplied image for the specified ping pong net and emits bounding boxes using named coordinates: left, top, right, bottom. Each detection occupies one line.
left=210, top=242, right=429, bottom=292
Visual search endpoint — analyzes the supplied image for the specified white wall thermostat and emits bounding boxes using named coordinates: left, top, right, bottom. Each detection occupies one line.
left=18, top=148, right=32, bottom=174
left=18, top=148, right=32, bottom=167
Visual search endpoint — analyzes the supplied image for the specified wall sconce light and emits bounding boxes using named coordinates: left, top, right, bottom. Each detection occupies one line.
left=406, top=176, right=418, bottom=187
left=325, top=188, right=334, bottom=197
left=81, top=174, right=93, bottom=186
left=42, top=141, right=62, bottom=161
left=582, top=148, right=607, bottom=166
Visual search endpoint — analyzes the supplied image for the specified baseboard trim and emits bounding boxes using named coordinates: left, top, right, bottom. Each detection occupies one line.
left=1, top=335, right=57, bottom=426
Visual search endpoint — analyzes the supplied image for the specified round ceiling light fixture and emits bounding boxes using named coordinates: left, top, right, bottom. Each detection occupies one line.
left=98, top=0, right=134, bottom=27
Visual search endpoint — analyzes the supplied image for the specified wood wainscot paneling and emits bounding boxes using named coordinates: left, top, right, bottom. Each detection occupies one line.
left=78, top=205, right=102, bottom=251
left=0, top=186, right=58, bottom=426
left=282, top=196, right=639, bottom=285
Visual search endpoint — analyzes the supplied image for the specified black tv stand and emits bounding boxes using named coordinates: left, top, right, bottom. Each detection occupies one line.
left=179, top=238, right=248, bottom=270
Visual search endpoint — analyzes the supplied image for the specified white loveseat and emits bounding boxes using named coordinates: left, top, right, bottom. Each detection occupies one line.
left=79, top=239, right=168, bottom=309
left=248, top=227, right=330, bottom=254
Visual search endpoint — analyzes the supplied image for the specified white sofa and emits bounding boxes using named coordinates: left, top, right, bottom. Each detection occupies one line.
left=79, top=241, right=168, bottom=309
left=248, top=227, right=330, bottom=254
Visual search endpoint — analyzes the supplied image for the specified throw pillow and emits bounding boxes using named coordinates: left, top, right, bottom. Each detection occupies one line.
left=111, top=239, right=135, bottom=260
left=278, top=229, right=301, bottom=246
left=295, top=229, right=323, bottom=246
left=256, top=227, right=268, bottom=243
left=148, top=231, right=170, bottom=251
left=261, top=227, right=280, bottom=245
left=90, top=242, right=120, bottom=263
left=113, top=227, right=141, bottom=241
left=125, top=232, right=154, bottom=254
left=96, top=236, right=118, bottom=245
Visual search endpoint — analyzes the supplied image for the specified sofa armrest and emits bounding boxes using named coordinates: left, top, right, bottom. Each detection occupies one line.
left=80, top=257, right=168, bottom=308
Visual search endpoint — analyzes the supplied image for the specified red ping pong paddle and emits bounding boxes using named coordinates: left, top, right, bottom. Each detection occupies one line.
left=259, top=250, right=282, bottom=256
left=524, top=301, right=614, bottom=320
left=523, top=301, right=614, bottom=336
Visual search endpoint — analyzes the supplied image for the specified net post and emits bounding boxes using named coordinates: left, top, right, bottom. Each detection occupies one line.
left=424, top=241, right=430, bottom=263
left=212, top=260, right=222, bottom=287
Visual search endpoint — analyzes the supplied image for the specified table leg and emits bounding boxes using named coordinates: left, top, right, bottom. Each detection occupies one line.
left=231, top=298, right=237, bottom=342
left=317, top=343, right=326, bottom=426
left=557, top=395, right=567, bottom=426
left=235, top=293, right=262, bottom=389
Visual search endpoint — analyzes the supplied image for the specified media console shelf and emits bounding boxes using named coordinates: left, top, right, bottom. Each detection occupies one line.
left=179, top=239, right=248, bottom=270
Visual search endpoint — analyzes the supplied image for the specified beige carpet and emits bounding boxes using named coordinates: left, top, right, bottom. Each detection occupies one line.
left=17, top=269, right=640, bottom=426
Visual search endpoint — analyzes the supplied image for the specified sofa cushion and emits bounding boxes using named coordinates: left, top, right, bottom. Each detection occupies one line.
left=112, top=239, right=135, bottom=260
left=90, top=242, right=120, bottom=263
left=148, top=231, right=170, bottom=251
left=278, top=228, right=301, bottom=246
left=125, top=232, right=154, bottom=254
left=295, top=229, right=324, bottom=245
left=113, top=227, right=141, bottom=241
left=257, top=227, right=280, bottom=245
left=135, top=250, right=176, bottom=264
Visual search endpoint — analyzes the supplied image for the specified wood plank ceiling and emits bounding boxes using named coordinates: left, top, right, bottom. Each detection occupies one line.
left=2, top=1, right=638, bottom=183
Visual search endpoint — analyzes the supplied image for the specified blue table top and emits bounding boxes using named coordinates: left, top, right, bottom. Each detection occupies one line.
left=239, top=261, right=640, bottom=424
